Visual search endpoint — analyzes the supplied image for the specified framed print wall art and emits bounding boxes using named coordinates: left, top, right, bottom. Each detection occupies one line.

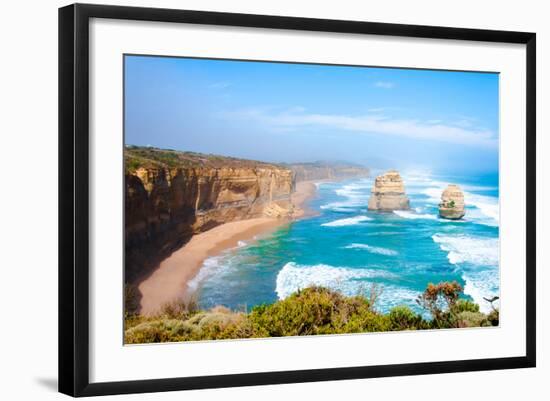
left=58, top=3, right=536, bottom=397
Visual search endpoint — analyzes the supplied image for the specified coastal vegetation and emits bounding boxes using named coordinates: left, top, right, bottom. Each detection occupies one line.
left=124, top=281, right=499, bottom=344
left=125, top=145, right=284, bottom=173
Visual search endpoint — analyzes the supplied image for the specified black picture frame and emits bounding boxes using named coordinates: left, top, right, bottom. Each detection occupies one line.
left=59, top=3, right=536, bottom=397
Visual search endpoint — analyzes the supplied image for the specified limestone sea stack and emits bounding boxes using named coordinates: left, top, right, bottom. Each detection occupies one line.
left=439, top=184, right=465, bottom=219
left=367, top=170, right=410, bottom=211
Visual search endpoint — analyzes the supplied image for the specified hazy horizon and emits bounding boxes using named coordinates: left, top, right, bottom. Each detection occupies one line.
left=125, top=55, right=499, bottom=175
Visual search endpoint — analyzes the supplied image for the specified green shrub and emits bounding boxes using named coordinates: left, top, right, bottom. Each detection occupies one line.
left=452, top=299, right=480, bottom=314
left=456, top=311, right=491, bottom=328
left=124, top=310, right=254, bottom=343
left=248, top=287, right=390, bottom=336
left=417, top=281, right=463, bottom=328
left=340, top=309, right=391, bottom=333
left=159, top=300, right=190, bottom=320
left=124, top=284, right=140, bottom=317
left=125, top=319, right=196, bottom=344
left=125, top=157, right=142, bottom=173
left=185, top=309, right=252, bottom=340
left=124, top=283, right=496, bottom=344
left=249, top=287, right=349, bottom=336
left=388, top=305, right=427, bottom=331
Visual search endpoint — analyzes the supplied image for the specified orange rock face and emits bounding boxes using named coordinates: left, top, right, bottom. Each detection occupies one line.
left=125, top=165, right=294, bottom=281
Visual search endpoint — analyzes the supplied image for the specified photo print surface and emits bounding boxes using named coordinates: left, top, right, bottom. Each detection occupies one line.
left=123, top=55, right=500, bottom=344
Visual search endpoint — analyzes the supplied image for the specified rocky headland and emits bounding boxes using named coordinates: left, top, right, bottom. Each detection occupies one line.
left=125, top=146, right=296, bottom=282
left=125, top=147, right=371, bottom=293
left=288, top=161, right=370, bottom=182
left=439, top=184, right=466, bottom=219
left=367, top=170, right=410, bottom=211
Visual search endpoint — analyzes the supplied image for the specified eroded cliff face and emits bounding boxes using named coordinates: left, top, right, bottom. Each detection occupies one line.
left=125, top=159, right=294, bottom=281
left=290, top=162, right=370, bottom=182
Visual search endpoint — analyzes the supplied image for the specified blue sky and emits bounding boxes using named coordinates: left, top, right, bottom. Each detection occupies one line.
left=125, top=55, right=499, bottom=174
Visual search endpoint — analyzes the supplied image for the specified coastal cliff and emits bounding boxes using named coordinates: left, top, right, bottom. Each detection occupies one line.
left=367, top=170, right=410, bottom=211
left=289, top=162, right=370, bottom=182
left=439, top=184, right=466, bottom=219
left=125, top=147, right=295, bottom=281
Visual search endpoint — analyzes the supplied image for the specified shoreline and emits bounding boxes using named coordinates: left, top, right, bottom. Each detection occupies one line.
left=137, top=179, right=320, bottom=315
left=291, top=180, right=319, bottom=218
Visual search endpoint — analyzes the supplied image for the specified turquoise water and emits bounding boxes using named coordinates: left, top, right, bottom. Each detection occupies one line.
left=191, top=172, right=500, bottom=315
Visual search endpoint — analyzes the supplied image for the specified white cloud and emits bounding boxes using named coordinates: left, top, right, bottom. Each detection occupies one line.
left=374, top=81, right=396, bottom=89
left=219, top=107, right=497, bottom=148
left=453, top=119, right=474, bottom=128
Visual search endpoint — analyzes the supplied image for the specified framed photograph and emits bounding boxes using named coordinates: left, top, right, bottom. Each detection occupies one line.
left=58, top=3, right=536, bottom=397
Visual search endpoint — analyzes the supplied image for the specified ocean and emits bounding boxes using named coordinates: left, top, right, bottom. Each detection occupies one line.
left=191, top=172, right=500, bottom=315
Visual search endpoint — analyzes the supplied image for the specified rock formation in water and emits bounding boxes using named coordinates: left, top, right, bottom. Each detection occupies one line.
left=288, top=161, right=370, bottom=182
left=439, top=184, right=465, bottom=220
left=125, top=146, right=295, bottom=281
left=367, top=170, right=410, bottom=211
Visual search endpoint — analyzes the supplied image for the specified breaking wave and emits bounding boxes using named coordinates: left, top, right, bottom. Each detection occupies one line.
left=432, top=233, right=499, bottom=266
left=319, top=203, right=357, bottom=212
left=422, top=187, right=499, bottom=227
left=344, top=243, right=398, bottom=256
left=321, top=215, right=372, bottom=227
left=187, top=256, right=224, bottom=292
left=275, top=263, right=420, bottom=311
left=320, top=179, right=372, bottom=212
left=275, top=262, right=394, bottom=299
left=465, top=193, right=499, bottom=226
left=462, top=268, right=500, bottom=313
left=432, top=233, right=499, bottom=312
left=393, top=210, right=437, bottom=220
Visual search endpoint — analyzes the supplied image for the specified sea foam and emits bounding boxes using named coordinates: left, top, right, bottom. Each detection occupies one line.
left=275, top=262, right=421, bottom=311
left=320, top=180, right=372, bottom=212
left=319, top=203, right=356, bottom=213
left=187, top=256, right=223, bottom=291
left=393, top=210, right=437, bottom=220
left=462, top=268, right=500, bottom=313
left=464, top=193, right=499, bottom=226
left=196, top=175, right=499, bottom=315
left=275, top=262, right=394, bottom=299
left=422, top=187, right=499, bottom=227
left=421, top=187, right=445, bottom=203
left=344, top=243, right=398, bottom=256
left=432, top=234, right=500, bottom=312
left=321, top=215, right=372, bottom=227
left=432, top=233, right=499, bottom=266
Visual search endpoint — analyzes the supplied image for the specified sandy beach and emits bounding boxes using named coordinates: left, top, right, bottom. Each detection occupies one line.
left=291, top=181, right=318, bottom=218
left=138, top=180, right=318, bottom=315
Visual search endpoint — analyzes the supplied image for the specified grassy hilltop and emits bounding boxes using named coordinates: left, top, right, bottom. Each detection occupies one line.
left=125, top=145, right=284, bottom=173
